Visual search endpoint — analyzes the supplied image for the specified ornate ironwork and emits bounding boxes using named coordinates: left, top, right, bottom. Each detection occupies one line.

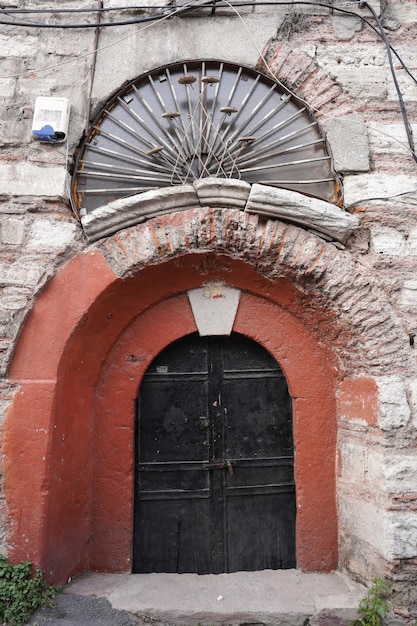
left=73, top=61, right=339, bottom=213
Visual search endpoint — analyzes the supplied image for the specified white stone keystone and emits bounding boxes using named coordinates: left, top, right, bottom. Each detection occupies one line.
left=188, top=283, right=241, bottom=336
left=193, top=178, right=251, bottom=209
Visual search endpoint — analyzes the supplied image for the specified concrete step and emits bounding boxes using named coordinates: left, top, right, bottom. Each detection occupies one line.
left=66, top=570, right=366, bottom=626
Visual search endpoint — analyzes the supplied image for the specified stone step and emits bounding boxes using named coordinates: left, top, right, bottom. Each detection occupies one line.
left=66, top=570, right=366, bottom=626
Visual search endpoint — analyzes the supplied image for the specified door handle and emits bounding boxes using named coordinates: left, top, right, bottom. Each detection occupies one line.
left=203, top=460, right=234, bottom=476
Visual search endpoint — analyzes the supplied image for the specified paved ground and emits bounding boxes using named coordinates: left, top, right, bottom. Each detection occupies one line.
left=26, top=570, right=366, bottom=626
left=26, top=593, right=146, bottom=626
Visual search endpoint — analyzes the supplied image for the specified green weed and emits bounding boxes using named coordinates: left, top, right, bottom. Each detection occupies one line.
left=0, top=555, right=59, bottom=625
left=352, top=577, right=391, bottom=626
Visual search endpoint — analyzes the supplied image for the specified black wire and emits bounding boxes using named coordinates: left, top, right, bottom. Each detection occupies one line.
left=361, top=0, right=416, bottom=162
left=0, top=0, right=416, bottom=88
left=1, top=0, right=415, bottom=160
left=0, top=5, right=173, bottom=12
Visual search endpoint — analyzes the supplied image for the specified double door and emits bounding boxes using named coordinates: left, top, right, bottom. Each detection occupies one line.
left=133, top=332, right=295, bottom=573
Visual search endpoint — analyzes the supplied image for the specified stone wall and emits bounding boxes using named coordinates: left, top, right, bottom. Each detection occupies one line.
left=1, top=0, right=417, bottom=616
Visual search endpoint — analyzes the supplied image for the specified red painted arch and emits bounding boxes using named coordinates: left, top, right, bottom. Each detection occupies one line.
left=4, top=249, right=338, bottom=583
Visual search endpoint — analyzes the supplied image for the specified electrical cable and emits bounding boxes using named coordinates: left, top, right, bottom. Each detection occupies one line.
left=0, top=0, right=416, bottom=89
left=0, top=0, right=214, bottom=27
left=223, top=0, right=417, bottom=162
left=1, top=0, right=415, bottom=163
left=0, top=0, right=204, bottom=80
left=361, top=0, right=417, bottom=163
left=85, top=0, right=103, bottom=136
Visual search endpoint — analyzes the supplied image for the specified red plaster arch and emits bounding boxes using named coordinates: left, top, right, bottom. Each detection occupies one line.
left=4, top=246, right=337, bottom=583
left=3, top=204, right=414, bottom=584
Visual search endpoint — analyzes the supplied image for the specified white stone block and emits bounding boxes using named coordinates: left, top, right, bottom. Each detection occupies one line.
left=382, top=454, right=417, bottom=493
left=340, top=497, right=417, bottom=560
left=368, top=123, right=417, bottom=156
left=0, top=35, right=39, bottom=57
left=81, top=185, right=199, bottom=242
left=338, top=497, right=389, bottom=557
left=188, top=283, right=241, bottom=336
left=388, top=2, right=417, bottom=23
left=0, top=162, right=69, bottom=198
left=399, top=281, right=417, bottom=311
left=332, top=15, right=362, bottom=41
left=28, top=220, right=77, bottom=249
left=339, top=441, right=366, bottom=484
left=389, top=512, right=417, bottom=558
left=319, top=66, right=387, bottom=100
left=408, top=379, right=417, bottom=428
left=407, top=228, right=417, bottom=256
left=193, top=178, right=250, bottom=209
left=365, top=449, right=384, bottom=491
left=386, top=70, right=417, bottom=103
left=0, top=257, right=45, bottom=287
left=324, top=114, right=369, bottom=173
left=370, top=227, right=406, bottom=256
left=245, top=184, right=359, bottom=243
left=0, top=79, right=15, bottom=100
left=0, top=288, right=28, bottom=313
left=343, top=174, right=417, bottom=207
left=376, top=376, right=410, bottom=430
left=1, top=219, right=24, bottom=245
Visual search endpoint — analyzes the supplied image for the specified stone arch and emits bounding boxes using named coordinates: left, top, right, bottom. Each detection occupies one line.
left=261, top=42, right=355, bottom=120
left=3, top=207, right=413, bottom=583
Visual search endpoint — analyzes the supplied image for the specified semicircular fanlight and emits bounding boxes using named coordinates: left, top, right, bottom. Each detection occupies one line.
left=73, top=61, right=340, bottom=213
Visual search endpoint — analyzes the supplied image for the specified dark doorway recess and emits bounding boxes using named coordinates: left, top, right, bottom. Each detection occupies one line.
left=133, top=332, right=295, bottom=574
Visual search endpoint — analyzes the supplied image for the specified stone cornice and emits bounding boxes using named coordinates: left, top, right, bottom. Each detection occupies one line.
left=81, top=179, right=358, bottom=244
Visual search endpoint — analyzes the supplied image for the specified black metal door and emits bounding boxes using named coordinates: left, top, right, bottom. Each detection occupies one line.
left=133, top=332, right=295, bottom=574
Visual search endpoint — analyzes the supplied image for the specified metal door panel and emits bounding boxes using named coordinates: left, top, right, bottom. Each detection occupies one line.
left=135, top=497, right=211, bottom=573
left=226, top=491, right=296, bottom=571
left=134, top=332, right=295, bottom=574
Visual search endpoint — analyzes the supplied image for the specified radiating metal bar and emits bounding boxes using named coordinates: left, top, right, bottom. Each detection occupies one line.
left=222, top=97, right=296, bottom=158
left=240, top=155, right=331, bottom=174
left=239, top=121, right=319, bottom=159
left=104, top=109, right=154, bottom=149
left=258, top=178, right=335, bottom=184
left=219, top=123, right=322, bottom=173
left=166, top=67, right=189, bottom=138
left=85, top=143, right=169, bottom=173
left=116, top=98, right=166, bottom=151
left=77, top=159, right=172, bottom=179
left=229, top=137, right=326, bottom=170
left=148, top=72, right=188, bottom=153
left=214, top=90, right=290, bottom=159
left=208, top=62, right=223, bottom=142
left=203, top=66, right=243, bottom=165
left=129, top=87, right=187, bottom=166
left=217, top=73, right=265, bottom=146
left=182, top=62, right=198, bottom=150
left=90, top=127, right=155, bottom=159
left=80, top=187, right=152, bottom=195
left=253, top=108, right=307, bottom=145
left=77, top=170, right=175, bottom=184
left=88, top=127, right=184, bottom=180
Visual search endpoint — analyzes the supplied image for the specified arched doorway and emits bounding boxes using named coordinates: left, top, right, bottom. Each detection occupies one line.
left=134, top=332, right=295, bottom=574
left=9, top=201, right=409, bottom=582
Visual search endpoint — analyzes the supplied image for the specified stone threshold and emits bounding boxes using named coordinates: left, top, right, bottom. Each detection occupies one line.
left=66, top=569, right=366, bottom=626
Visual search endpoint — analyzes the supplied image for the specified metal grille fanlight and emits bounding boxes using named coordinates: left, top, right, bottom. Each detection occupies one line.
left=73, top=61, right=339, bottom=213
